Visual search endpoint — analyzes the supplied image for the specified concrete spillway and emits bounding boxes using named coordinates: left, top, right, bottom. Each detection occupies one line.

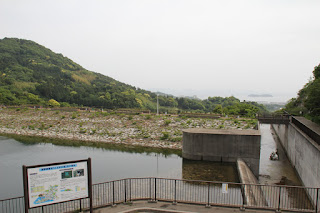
left=237, top=159, right=268, bottom=207
left=182, top=128, right=261, bottom=178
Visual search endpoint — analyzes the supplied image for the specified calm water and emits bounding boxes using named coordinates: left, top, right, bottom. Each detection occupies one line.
left=0, top=124, right=301, bottom=200
left=0, top=136, right=181, bottom=199
left=0, top=136, right=238, bottom=200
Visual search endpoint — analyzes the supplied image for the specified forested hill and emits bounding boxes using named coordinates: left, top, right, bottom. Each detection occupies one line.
left=0, top=37, right=267, bottom=116
left=283, top=64, right=320, bottom=124
left=0, top=37, right=154, bottom=109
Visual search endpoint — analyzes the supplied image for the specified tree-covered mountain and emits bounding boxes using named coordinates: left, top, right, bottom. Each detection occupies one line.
left=283, top=64, right=320, bottom=124
left=0, top=37, right=157, bottom=109
left=0, top=37, right=267, bottom=117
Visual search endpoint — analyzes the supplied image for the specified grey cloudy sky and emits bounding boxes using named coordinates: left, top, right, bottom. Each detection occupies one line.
left=1, top=0, right=320, bottom=102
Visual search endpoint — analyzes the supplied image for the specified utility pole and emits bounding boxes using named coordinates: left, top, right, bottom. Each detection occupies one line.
left=157, top=94, right=159, bottom=115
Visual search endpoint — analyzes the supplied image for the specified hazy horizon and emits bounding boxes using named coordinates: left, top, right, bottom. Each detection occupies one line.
left=1, top=0, right=320, bottom=103
left=148, top=87, right=292, bottom=103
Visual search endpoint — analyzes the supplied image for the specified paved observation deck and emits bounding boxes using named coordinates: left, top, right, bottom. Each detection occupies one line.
left=94, top=200, right=274, bottom=213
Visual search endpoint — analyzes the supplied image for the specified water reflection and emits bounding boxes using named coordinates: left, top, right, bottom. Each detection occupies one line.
left=0, top=136, right=182, bottom=199
left=0, top=135, right=242, bottom=200
left=182, top=159, right=239, bottom=183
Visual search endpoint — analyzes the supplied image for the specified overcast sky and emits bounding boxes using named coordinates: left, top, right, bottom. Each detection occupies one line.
left=1, top=0, right=320, bottom=102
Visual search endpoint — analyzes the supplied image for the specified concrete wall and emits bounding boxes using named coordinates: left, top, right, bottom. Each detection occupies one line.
left=182, top=129, right=261, bottom=178
left=272, top=123, right=320, bottom=188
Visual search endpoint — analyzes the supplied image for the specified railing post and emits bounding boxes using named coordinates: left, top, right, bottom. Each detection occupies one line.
left=124, top=179, right=127, bottom=203
left=150, top=178, right=152, bottom=201
left=154, top=178, right=157, bottom=202
left=206, top=182, right=210, bottom=208
left=129, top=179, right=132, bottom=202
left=240, top=184, right=245, bottom=211
left=79, top=199, right=82, bottom=212
left=277, top=186, right=282, bottom=212
left=173, top=179, right=177, bottom=205
left=149, top=178, right=157, bottom=203
left=316, top=188, right=319, bottom=213
left=112, top=181, right=115, bottom=206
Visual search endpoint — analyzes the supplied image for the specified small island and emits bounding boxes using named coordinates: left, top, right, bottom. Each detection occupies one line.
left=248, top=94, right=273, bottom=98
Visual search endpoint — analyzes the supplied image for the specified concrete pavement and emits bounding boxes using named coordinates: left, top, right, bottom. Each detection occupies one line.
left=92, top=201, right=274, bottom=213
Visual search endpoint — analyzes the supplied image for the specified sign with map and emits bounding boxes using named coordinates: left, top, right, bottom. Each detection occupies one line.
left=23, top=159, right=90, bottom=209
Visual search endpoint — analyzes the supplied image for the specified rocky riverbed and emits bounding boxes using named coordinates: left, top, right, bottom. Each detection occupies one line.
left=0, top=108, right=257, bottom=150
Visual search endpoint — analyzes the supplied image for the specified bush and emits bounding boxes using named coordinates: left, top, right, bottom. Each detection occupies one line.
left=90, top=129, right=96, bottom=135
left=170, top=137, right=182, bottom=142
left=164, top=119, right=171, bottom=126
left=60, top=102, right=70, bottom=107
left=71, top=112, right=77, bottom=119
left=48, top=99, right=60, bottom=107
left=28, top=125, right=35, bottom=130
left=79, top=128, right=87, bottom=133
left=160, top=132, right=170, bottom=140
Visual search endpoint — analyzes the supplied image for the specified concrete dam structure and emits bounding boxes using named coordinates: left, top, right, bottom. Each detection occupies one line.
left=272, top=116, right=320, bottom=189
left=182, top=128, right=261, bottom=178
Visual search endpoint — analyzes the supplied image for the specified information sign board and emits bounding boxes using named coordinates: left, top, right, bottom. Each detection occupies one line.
left=222, top=183, right=228, bottom=194
left=23, top=159, right=92, bottom=210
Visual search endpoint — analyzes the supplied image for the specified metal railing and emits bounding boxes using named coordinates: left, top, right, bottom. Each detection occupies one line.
left=1, top=177, right=319, bottom=213
left=257, top=114, right=290, bottom=125
left=291, top=117, right=320, bottom=145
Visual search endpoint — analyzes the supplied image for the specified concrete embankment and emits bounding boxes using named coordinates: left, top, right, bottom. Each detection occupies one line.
left=271, top=117, right=320, bottom=208
left=272, top=117, right=320, bottom=188
left=237, top=159, right=268, bottom=207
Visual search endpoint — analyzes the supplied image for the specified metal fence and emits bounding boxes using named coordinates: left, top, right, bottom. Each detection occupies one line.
left=257, top=115, right=290, bottom=125
left=1, top=177, right=319, bottom=213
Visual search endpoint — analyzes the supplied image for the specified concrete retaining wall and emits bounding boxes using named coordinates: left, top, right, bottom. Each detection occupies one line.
left=182, top=128, right=261, bottom=178
left=272, top=123, right=320, bottom=188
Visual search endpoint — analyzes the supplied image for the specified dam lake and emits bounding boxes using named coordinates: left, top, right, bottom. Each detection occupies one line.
left=0, top=124, right=301, bottom=200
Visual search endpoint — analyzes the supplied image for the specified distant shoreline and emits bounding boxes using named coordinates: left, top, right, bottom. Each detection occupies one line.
left=0, top=128, right=182, bottom=150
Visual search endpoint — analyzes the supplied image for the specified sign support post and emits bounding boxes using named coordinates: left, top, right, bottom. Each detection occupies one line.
left=23, top=165, right=29, bottom=213
left=88, top=158, right=93, bottom=213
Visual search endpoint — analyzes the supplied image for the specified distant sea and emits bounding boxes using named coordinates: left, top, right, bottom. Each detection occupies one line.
left=236, top=95, right=292, bottom=104
left=148, top=88, right=293, bottom=104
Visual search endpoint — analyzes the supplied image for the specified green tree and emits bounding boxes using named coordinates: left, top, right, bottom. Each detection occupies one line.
left=283, top=63, right=320, bottom=124
left=48, top=99, right=60, bottom=107
left=304, top=79, right=320, bottom=122
left=213, top=104, right=223, bottom=114
left=26, top=93, right=41, bottom=104
left=313, top=64, right=320, bottom=79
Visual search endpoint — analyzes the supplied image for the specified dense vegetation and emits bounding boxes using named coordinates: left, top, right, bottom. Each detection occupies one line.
left=0, top=38, right=267, bottom=117
left=282, top=64, right=320, bottom=124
